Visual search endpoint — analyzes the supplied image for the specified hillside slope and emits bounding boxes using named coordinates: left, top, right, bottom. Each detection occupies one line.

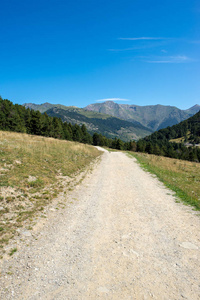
left=136, top=110, right=200, bottom=162
left=144, top=110, right=200, bottom=145
left=0, top=130, right=100, bottom=258
left=45, top=107, right=152, bottom=141
left=23, top=102, right=72, bottom=113
left=85, top=101, right=200, bottom=131
left=23, top=103, right=152, bottom=141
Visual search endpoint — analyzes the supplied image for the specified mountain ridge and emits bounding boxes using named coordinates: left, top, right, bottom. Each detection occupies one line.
left=23, top=103, right=152, bottom=141
left=23, top=101, right=200, bottom=141
left=84, top=101, right=200, bottom=131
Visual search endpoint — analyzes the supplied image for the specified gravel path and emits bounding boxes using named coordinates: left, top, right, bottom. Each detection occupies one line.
left=0, top=149, right=200, bottom=299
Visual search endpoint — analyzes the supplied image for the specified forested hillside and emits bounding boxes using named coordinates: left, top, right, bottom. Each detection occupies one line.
left=1, top=97, right=200, bottom=162
left=137, top=111, right=200, bottom=161
left=0, top=97, right=91, bottom=143
left=143, top=110, right=200, bottom=144
left=45, top=107, right=152, bottom=141
left=0, top=97, right=135, bottom=151
left=23, top=103, right=152, bottom=141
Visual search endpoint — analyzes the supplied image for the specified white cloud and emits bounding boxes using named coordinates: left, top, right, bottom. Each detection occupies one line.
left=95, top=98, right=130, bottom=102
left=108, top=44, right=160, bottom=51
left=108, top=47, right=138, bottom=51
left=109, top=38, right=170, bottom=52
left=118, top=37, right=166, bottom=41
left=146, top=55, right=192, bottom=63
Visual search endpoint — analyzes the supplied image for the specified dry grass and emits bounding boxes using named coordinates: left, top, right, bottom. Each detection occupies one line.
left=170, top=130, right=191, bottom=143
left=129, top=152, right=200, bottom=210
left=0, top=131, right=101, bottom=257
left=169, top=137, right=185, bottom=143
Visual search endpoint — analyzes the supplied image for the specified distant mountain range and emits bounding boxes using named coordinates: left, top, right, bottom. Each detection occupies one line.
left=23, top=103, right=152, bottom=141
left=85, top=101, right=200, bottom=131
left=23, top=101, right=200, bottom=141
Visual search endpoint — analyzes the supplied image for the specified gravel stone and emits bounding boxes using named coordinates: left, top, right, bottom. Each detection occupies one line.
left=0, top=149, right=200, bottom=299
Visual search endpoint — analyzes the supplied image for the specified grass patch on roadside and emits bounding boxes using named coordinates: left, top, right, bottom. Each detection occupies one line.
left=0, top=131, right=100, bottom=188
left=0, top=131, right=101, bottom=255
left=129, top=152, right=200, bottom=211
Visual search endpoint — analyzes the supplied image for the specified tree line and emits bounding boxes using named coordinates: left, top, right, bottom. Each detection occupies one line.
left=0, top=97, right=200, bottom=162
left=0, top=97, right=130, bottom=149
left=137, top=110, right=200, bottom=162
left=143, top=110, right=200, bottom=144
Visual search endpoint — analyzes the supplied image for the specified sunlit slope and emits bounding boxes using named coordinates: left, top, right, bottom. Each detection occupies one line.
left=24, top=103, right=152, bottom=141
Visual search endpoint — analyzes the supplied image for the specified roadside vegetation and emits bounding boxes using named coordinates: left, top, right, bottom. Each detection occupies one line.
left=0, top=131, right=100, bottom=257
left=130, top=152, right=200, bottom=211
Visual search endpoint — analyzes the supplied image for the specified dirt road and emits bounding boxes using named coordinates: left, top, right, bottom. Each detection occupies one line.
left=1, top=149, right=200, bottom=299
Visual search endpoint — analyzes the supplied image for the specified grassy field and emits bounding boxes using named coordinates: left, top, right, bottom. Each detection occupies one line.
left=0, top=131, right=101, bottom=257
left=129, top=152, right=200, bottom=211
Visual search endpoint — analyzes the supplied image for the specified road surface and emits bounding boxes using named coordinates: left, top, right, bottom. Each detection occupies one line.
left=1, top=149, right=200, bottom=299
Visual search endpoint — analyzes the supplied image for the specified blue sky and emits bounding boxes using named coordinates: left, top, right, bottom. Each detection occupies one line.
left=0, top=0, right=200, bottom=109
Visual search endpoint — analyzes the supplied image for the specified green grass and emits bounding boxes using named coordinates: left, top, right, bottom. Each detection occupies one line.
left=9, top=247, right=17, bottom=256
left=129, top=152, right=200, bottom=211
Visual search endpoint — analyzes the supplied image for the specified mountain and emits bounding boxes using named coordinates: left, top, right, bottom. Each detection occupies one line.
left=23, top=101, right=200, bottom=141
left=143, top=109, right=200, bottom=144
left=23, top=103, right=152, bottom=141
left=185, top=104, right=200, bottom=115
left=136, top=110, right=200, bottom=162
left=23, top=102, right=75, bottom=113
left=84, top=101, right=200, bottom=131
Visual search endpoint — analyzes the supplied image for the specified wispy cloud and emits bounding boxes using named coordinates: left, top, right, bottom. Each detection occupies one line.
left=145, top=55, right=192, bottom=63
left=95, top=98, right=130, bottom=102
left=108, top=43, right=167, bottom=52
left=109, top=44, right=160, bottom=51
left=109, top=37, right=170, bottom=52
left=190, top=40, right=200, bottom=44
left=110, top=37, right=195, bottom=64
left=109, top=47, right=139, bottom=52
left=118, top=37, right=167, bottom=41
